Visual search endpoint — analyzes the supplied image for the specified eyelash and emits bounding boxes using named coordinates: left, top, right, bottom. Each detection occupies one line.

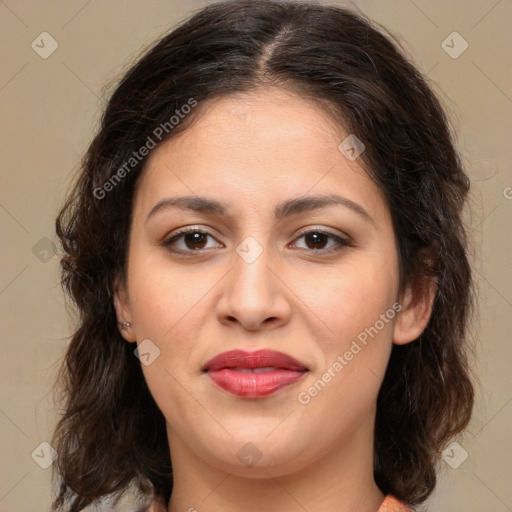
left=162, top=226, right=352, bottom=255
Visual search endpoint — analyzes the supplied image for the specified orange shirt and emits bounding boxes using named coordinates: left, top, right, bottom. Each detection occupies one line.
left=147, top=494, right=412, bottom=511
left=378, top=494, right=413, bottom=512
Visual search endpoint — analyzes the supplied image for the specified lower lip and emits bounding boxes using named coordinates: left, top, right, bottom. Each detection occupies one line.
left=206, top=369, right=307, bottom=398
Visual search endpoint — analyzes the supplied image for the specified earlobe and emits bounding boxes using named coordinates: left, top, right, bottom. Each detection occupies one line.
left=113, top=277, right=137, bottom=343
left=392, top=276, right=437, bottom=345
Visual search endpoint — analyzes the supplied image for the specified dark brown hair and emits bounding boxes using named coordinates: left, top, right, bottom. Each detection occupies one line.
left=52, top=1, right=476, bottom=510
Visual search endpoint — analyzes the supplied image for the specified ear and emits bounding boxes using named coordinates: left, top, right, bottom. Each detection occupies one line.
left=113, top=273, right=137, bottom=343
left=393, top=274, right=437, bottom=345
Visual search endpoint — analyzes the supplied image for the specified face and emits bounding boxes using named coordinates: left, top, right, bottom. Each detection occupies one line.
left=115, top=87, right=428, bottom=478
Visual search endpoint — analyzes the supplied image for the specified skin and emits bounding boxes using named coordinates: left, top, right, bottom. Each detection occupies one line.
left=114, top=87, right=435, bottom=512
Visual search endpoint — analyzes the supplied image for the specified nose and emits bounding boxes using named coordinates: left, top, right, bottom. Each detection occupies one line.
left=216, top=241, right=292, bottom=331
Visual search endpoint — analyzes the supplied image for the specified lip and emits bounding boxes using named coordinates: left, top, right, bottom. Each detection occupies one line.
left=202, top=349, right=309, bottom=398
left=202, top=349, right=308, bottom=372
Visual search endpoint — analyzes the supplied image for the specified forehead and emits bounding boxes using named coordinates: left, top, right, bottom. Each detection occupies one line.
left=158, top=88, right=347, bottom=162
left=133, top=87, right=389, bottom=225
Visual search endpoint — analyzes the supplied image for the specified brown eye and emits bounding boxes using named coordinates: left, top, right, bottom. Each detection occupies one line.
left=303, top=232, right=329, bottom=250
left=181, top=231, right=208, bottom=250
left=292, top=230, right=351, bottom=253
left=163, top=229, right=221, bottom=252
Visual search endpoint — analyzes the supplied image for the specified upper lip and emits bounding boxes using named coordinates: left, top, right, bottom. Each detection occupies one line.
left=202, top=349, right=308, bottom=371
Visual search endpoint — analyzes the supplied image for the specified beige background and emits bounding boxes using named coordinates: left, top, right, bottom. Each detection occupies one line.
left=1, top=0, right=511, bottom=510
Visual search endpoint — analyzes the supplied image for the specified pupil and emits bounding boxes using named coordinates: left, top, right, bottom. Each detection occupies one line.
left=186, top=232, right=206, bottom=249
left=306, top=233, right=326, bottom=249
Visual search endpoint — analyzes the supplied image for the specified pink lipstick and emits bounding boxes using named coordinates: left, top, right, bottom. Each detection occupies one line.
left=202, top=349, right=308, bottom=398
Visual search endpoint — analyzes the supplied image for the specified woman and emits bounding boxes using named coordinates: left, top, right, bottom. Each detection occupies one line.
left=52, top=1, right=475, bottom=511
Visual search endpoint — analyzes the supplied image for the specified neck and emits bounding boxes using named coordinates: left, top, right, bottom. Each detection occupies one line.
left=165, top=416, right=385, bottom=512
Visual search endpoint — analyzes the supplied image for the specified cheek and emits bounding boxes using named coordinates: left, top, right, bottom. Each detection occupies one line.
left=293, top=255, right=398, bottom=405
left=127, top=248, right=212, bottom=340
left=294, top=272, right=396, bottom=445
left=126, top=260, right=200, bottom=426
left=297, top=255, right=399, bottom=341
left=125, top=249, right=198, bottom=380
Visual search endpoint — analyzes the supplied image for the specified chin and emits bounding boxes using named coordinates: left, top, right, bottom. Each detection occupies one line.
left=197, top=431, right=313, bottom=476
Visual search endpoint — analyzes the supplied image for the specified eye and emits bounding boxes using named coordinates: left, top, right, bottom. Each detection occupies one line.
left=291, top=229, right=351, bottom=253
left=163, top=227, right=222, bottom=253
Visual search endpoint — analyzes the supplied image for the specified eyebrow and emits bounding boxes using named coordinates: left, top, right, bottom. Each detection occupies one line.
left=145, top=194, right=376, bottom=227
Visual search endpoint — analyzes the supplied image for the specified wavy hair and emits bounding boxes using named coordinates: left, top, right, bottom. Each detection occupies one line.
left=52, top=1, right=476, bottom=510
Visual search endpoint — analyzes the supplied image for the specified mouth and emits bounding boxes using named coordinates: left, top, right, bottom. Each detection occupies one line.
left=224, top=367, right=283, bottom=373
left=202, top=349, right=309, bottom=398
